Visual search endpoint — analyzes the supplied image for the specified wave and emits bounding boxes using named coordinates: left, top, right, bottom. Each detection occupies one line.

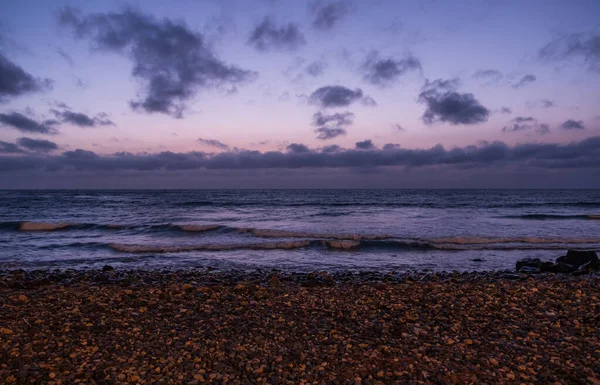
left=500, top=214, right=600, bottom=220
left=172, top=224, right=223, bottom=232
left=236, top=227, right=391, bottom=240
left=110, top=240, right=313, bottom=253
left=428, top=236, right=600, bottom=245
left=19, top=222, right=74, bottom=231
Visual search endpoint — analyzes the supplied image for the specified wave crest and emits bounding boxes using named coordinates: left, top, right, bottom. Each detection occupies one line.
left=19, top=222, right=74, bottom=231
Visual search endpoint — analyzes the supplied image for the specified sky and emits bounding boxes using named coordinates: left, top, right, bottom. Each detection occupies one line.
left=0, top=0, right=599, bottom=188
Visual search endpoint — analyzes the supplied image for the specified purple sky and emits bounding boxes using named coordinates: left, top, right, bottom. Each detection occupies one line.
left=0, top=0, right=599, bottom=188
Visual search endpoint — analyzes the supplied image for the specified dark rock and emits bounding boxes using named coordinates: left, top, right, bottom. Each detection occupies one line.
left=516, top=258, right=541, bottom=272
left=541, top=261, right=555, bottom=272
left=501, top=273, right=521, bottom=280
left=518, top=266, right=541, bottom=274
left=471, top=258, right=484, bottom=262
left=102, top=265, right=114, bottom=272
left=301, top=279, right=321, bottom=288
left=548, top=262, right=576, bottom=274
left=556, top=249, right=598, bottom=268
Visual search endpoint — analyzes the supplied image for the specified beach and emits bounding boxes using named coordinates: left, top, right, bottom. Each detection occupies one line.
left=1, top=269, right=599, bottom=384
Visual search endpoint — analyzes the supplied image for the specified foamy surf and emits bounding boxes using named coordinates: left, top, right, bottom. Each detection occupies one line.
left=428, top=236, right=600, bottom=245
left=110, top=240, right=313, bottom=253
left=19, top=222, right=74, bottom=231
left=237, top=227, right=391, bottom=240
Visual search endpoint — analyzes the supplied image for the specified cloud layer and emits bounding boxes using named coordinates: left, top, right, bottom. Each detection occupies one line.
left=0, top=112, right=58, bottom=134
left=59, top=7, right=256, bottom=118
left=2, top=136, right=598, bottom=173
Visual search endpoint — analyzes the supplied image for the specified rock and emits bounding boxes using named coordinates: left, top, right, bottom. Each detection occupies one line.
left=556, top=250, right=598, bottom=268
left=269, top=275, right=281, bottom=289
left=501, top=273, right=521, bottom=280
left=102, top=265, right=114, bottom=272
left=471, top=258, right=484, bottom=262
left=516, top=258, right=541, bottom=271
left=301, top=279, right=321, bottom=288
left=518, top=266, right=541, bottom=274
left=548, top=262, right=576, bottom=274
left=541, top=261, right=555, bottom=272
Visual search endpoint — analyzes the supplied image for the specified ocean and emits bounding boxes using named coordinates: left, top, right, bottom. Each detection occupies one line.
left=1, top=189, right=599, bottom=272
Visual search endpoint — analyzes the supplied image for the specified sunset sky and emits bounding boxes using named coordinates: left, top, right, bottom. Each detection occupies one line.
left=0, top=0, right=599, bottom=188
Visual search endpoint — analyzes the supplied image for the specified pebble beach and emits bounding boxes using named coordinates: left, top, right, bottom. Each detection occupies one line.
left=1, top=269, right=599, bottom=384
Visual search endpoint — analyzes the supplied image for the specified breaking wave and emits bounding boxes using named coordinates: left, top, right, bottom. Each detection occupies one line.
left=110, top=240, right=313, bottom=253
left=500, top=214, right=600, bottom=220
left=19, top=222, right=75, bottom=231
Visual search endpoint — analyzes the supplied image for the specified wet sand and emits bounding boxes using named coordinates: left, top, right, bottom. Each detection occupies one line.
left=1, top=269, right=599, bottom=384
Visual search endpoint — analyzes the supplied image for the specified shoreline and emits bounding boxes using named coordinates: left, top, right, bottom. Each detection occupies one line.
left=1, top=268, right=599, bottom=383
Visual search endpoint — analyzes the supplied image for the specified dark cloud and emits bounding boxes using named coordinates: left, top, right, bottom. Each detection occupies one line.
left=0, top=141, right=24, bottom=154
left=305, top=61, right=327, bottom=77
left=560, top=119, right=585, bottom=130
left=309, top=85, right=374, bottom=108
left=312, top=111, right=353, bottom=140
left=499, top=107, right=512, bottom=114
left=541, top=99, right=555, bottom=108
left=248, top=17, right=305, bottom=51
left=393, top=124, right=406, bottom=131
left=3, top=137, right=599, bottom=173
left=286, top=143, right=311, bottom=153
left=0, top=112, right=58, bottom=134
left=512, top=74, right=536, bottom=89
left=472, top=69, right=503, bottom=85
left=314, top=127, right=347, bottom=140
left=17, top=137, right=58, bottom=152
left=51, top=109, right=114, bottom=127
left=197, top=138, right=230, bottom=150
left=355, top=139, right=375, bottom=150
left=502, top=116, right=550, bottom=135
left=361, top=51, right=421, bottom=87
left=59, top=7, right=256, bottom=118
left=320, top=144, right=341, bottom=153
left=310, top=1, right=349, bottom=31
left=0, top=52, right=52, bottom=103
left=539, top=33, right=600, bottom=73
left=418, top=79, right=489, bottom=125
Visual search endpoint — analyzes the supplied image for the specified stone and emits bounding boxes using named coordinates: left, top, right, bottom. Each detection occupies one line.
left=269, top=276, right=281, bottom=289
left=518, top=266, right=541, bottom=274
left=548, top=262, right=576, bottom=274
left=515, top=258, right=541, bottom=272
left=556, top=250, right=598, bottom=268
left=102, top=265, right=114, bottom=272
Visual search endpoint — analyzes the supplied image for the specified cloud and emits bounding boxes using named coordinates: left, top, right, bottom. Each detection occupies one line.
left=51, top=109, right=114, bottom=127
left=310, top=1, right=349, bottom=31
left=539, top=33, right=600, bottom=73
left=3, top=137, right=599, bottom=173
left=52, top=46, right=74, bottom=66
left=418, top=79, right=490, bottom=125
left=0, top=112, right=58, bottom=134
left=309, top=85, right=374, bottom=108
left=393, top=124, right=406, bottom=131
left=472, top=69, right=503, bottom=85
left=0, top=52, right=52, bottom=103
left=361, top=51, right=421, bottom=87
left=286, top=143, right=311, bottom=153
left=305, top=61, right=327, bottom=77
left=59, top=7, right=256, bottom=118
left=312, top=111, right=354, bottom=127
left=248, top=17, right=305, bottom=51
left=502, top=116, right=550, bottom=135
left=355, top=139, right=375, bottom=150
left=0, top=141, right=24, bottom=154
left=560, top=119, right=584, bottom=130
left=527, top=99, right=555, bottom=109
left=16, top=137, right=58, bottom=152
left=314, top=127, right=347, bottom=140
left=321, top=144, right=341, bottom=153
left=512, top=74, right=536, bottom=89
left=197, top=138, right=230, bottom=150
left=499, top=107, right=512, bottom=114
